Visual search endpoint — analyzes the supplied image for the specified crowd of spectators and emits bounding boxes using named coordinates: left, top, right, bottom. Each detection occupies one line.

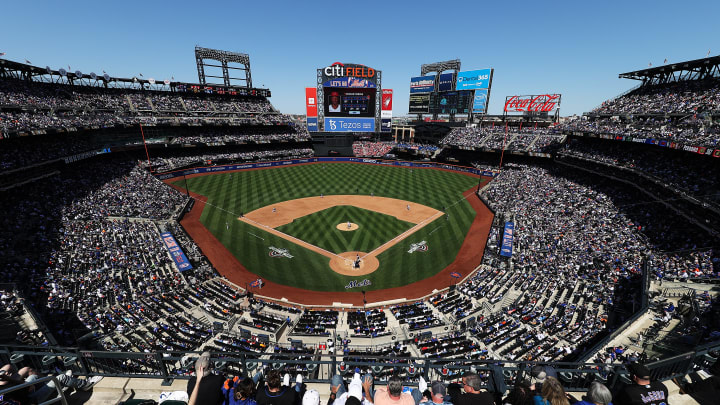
left=0, top=77, right=288, bottom=135
left=559, top=138, right=720, bottom=208
left=441, top=127, right=564, bottom=152
left=592, top=79, right=720, bottom=116
left=170, top=131, right=310, bottom=145
left=469, top=163, right=719, bottom=361
left=352, top=141, right=396, bottom=157
left=560, top=78, right=720, bottom=148
left=143, top=148, right=315, bottom=172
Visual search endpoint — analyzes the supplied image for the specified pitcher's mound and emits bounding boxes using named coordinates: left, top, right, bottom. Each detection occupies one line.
left=329, top=251, right=379, bottom=276
left=337, top=222, right=359, bottom=231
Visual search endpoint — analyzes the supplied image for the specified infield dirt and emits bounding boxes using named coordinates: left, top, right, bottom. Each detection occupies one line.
left=237, top=195, right=443, bottom=275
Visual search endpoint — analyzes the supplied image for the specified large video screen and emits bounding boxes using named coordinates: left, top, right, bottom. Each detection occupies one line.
left=430, top=91, right=472, bottom=114
left=409, top=94, right=430, bottom=113
left=324, top=88, right=376, bottom=118
left=456, top=69, right=492, bottom=90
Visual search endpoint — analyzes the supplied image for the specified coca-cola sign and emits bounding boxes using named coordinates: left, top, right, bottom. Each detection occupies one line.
left=504, top=94, right=561, bottom=112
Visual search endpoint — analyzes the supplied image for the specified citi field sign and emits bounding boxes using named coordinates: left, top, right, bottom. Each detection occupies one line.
left=323, top=62, right=376, bottom=78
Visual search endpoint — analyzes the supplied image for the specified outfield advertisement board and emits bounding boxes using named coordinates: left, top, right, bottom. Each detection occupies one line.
left=306, top=117, right=318, bottom=132
left=437, top=73, right=455, bottom=92
left=472, top=89, right=489, bottom=113
left=324, top=117, right=375, bottom=132
left=410, top=76, right=435, bottom=93
left=456, top=69, right=492, bottom=90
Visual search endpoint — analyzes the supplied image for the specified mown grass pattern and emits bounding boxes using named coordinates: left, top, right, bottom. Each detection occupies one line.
left=173, top=163, right=484, bottom=291
left=276, top=205, right=415, bottom=254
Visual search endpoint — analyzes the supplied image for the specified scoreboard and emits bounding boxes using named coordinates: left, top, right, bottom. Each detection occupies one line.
left=430, top=91, right=473, bottom=114
left=313, top=62, right=382, bottom=132
left=324, top=88, right=375, bottom=118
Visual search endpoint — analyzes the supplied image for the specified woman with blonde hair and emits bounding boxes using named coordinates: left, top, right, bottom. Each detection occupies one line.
left=533, top=376, right=570, bottom=405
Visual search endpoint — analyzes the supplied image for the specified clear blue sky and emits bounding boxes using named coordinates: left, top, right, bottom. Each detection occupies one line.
left=2, top=1, right=718, bottom=116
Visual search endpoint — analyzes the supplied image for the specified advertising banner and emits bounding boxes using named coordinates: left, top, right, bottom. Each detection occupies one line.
left=306, top=117, right=318, bottom=132
left=504, top=94, right=561, bottom=113
left=381, top=89, right=393, bottom=118
left=160, top=232, right=193, bottom=272
left=305, top=87, right=317, bottom=117
left=438, top=73, right=455, bottom=92
left=409, top=94, right=430, bottom=113
left=324, top=117, right=375, bottom=132
left=472, top=89, right=489, bottom=113
left=499, top=222, right=514, bottom=257
left=410, top=76, right=435, bottom=93
left=381, top=118, right=392, bottom=132
left=322, top=77, right=377, bottom=88
left=456, top=69, right=492, bottom=90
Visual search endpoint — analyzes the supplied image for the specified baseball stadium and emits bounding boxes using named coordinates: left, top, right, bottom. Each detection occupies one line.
left=1, top=4, right=720, bottom=405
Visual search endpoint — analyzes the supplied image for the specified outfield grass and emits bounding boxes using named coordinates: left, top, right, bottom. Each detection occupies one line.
left=276, top=205, right=415, bottom=254
left=173, top=163, right=484, bottom=291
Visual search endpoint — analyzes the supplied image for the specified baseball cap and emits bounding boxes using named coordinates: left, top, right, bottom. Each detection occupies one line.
left=627, top=363, right=651, bottom=379
left=330, top=92, right=340, bottom=97
left=530, top=368, right=546, bottom=385
left=302, top=389, right=320, bottom=405
left=431, top=381, right=446, bottom=397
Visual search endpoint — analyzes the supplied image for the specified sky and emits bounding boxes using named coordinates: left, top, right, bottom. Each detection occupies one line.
left=2, top=0, right=719, bottom=117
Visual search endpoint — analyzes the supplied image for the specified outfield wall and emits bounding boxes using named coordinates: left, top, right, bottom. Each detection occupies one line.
left=153, top=157, right=499, bottom=180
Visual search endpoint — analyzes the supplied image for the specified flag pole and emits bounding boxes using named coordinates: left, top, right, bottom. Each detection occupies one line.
left=498, top=122, right=509, bottom=171
left=139, top=123, right=152, bottom=172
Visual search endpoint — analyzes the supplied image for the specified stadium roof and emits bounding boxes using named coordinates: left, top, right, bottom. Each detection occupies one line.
left=0, top=58, right=270, bottom=97
left=619, top=55, right=720, bottom=84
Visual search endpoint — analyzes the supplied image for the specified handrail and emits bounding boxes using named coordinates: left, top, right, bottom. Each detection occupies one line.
left=0, top=375, right=68, bottom=405
left=1, top=341, right=719, bottom=394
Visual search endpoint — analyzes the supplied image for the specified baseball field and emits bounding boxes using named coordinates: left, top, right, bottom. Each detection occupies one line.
left=168, top=162, right=493, bottom=302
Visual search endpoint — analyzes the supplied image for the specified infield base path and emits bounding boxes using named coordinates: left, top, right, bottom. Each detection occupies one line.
left=238, top=195, right=443, bottom=275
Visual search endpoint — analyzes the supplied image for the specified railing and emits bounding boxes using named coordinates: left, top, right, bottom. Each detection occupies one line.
left=1, top=341, right=718, bottom=393
left=0, top=375, right=68, bottom=405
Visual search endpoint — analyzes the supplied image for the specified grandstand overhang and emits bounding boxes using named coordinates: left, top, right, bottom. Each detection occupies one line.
left=619, top=55, right=720, bottom=85
left=0, top=57, right=269, bottom=97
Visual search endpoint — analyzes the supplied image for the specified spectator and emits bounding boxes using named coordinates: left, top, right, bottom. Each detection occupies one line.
left=223, top=376, right=258, bottom=405
left=304, top=390, right=321, bottom=405
left=532, top=376, right=569, bottom=405
left=614, top=364, right=668, bottom=405
left=187, top=352, right=225, bottom=405
left=256, top=370, right=298, bottom=405
left=374, top=375, right=414, bottom=405
left=503, top=380, right=534, bottom=405
left=572, top=382, right=613, bottom=405
left=417, top=381, right=452, bottom=405
left=455, top=373, right=495, bottom=405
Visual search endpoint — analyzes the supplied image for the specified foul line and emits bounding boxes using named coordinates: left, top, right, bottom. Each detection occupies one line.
left=247, top=232, right=265, bottom=241
left=238, top=216, right=346, bottom=261
left=202, top=200, right=344, bottom=260
left=362, top=211, right=444, bottom=260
